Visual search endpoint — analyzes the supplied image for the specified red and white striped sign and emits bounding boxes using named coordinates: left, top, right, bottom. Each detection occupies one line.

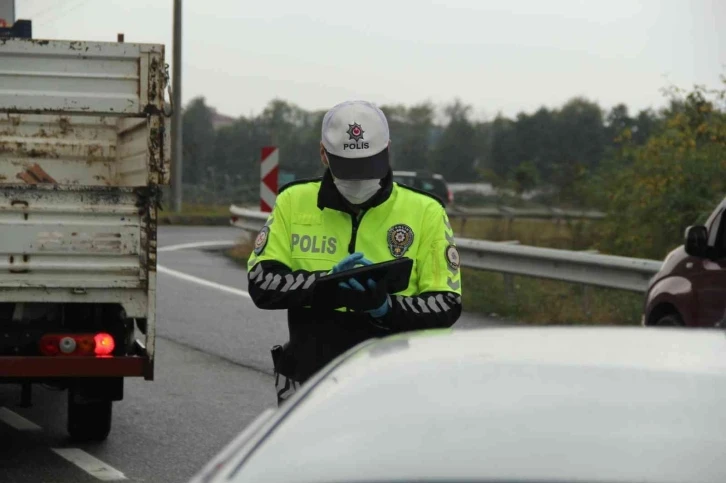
left=260, top=146, right=279, bottom=213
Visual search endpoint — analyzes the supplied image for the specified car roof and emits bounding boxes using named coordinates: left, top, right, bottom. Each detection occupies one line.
left=211, top=327, right=726, bottom=483
left=392, top=170, right=445, bottom=180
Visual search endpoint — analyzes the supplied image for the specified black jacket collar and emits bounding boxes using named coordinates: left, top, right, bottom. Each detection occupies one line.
left=317, top=168, right=393, bottom=214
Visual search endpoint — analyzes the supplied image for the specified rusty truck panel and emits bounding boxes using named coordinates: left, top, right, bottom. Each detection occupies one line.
left=0, top=38, right=166, bottom=116
left=0, top=113, right=166, bottom=187
left=0, top=185, right=144, bottom=285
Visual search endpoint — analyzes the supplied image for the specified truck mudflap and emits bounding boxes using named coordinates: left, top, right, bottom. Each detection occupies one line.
left=0, top=356, right=153, bottom=379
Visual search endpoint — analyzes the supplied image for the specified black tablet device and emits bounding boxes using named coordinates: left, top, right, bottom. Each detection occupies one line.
left=312, top=258, right=413, bottom=310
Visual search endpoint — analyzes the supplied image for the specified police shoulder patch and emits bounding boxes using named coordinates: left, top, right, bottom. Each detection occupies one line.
left=445, top=244, right=460, bottom=270
left=254, top=226, right=270, bottom=255
left=387, top=224, right=414, bottom=258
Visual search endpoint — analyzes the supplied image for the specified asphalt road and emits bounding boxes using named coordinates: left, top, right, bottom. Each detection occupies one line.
left=0, top=226, right=503, bottom=483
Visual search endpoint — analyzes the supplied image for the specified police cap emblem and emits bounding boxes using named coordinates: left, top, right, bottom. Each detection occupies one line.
left=254, top=226, right=270, bottom=255
left=347, top=122, right=365, bottom=142
left=387, top=224, right=414, bottom=258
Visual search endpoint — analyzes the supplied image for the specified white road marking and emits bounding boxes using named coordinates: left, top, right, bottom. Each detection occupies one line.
left=52, top=448, right=126, bottom=481
left=158, top=240, right=237, bottom=253
left=157, top=240, right=251, bottom=298
left=157, top=265, right=251, bottom=299
left=0, top=407, right=42, bottom=431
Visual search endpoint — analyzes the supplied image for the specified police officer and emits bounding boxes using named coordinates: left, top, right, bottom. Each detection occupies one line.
left=247, top=100, right=462, bottom=403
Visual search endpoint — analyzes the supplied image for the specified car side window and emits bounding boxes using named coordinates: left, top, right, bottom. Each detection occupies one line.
left=708, top=208, right=724, bottom=247
left=715, top=210, right=726, bottom=256
left=419, top=180, right=435, bottom=191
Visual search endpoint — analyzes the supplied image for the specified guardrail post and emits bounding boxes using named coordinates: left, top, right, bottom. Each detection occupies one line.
left=577, top=248, right=597, bottom=321
left=582, top=284, right=592, bottom=321
left=503, top=274, right=515, bottom=307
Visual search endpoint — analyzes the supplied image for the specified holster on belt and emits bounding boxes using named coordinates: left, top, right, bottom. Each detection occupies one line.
left=270, top=342, right=296, bottom=378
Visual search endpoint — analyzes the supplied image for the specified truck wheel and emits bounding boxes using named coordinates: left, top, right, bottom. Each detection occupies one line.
left=654, top=313, right=684, bottom=327
left=67, top=391, right=112, bottom=442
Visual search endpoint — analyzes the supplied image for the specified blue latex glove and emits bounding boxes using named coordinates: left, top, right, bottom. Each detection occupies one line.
left=330, top=252, right=373, bottom=274
left=340, top=278, right=390, bottom=318
left=368, top=297, right=390, bottom=319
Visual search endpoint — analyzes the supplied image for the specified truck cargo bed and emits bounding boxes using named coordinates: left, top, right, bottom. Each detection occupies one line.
left=0, top=38, right=169, bottom=387
left=0, top=184, right=155, bottom=319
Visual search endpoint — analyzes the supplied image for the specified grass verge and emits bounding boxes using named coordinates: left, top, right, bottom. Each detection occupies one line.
left=226, top=234, right=254, bottom=267
left=449, top=217, right=598, bottom=250
left=448, top=218, right=642, bottom=324
left=159, top=204, right=231, bottom=217
left=158, top=204, right=230, bottom=225
left=461, top=268, right=642, bottom=325
left=227, top=241, right=253, bottom=265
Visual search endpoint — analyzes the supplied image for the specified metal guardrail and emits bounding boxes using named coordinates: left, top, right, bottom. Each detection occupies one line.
left=448, top=205, right=605, bottom=221
left=228, top=204, right=605, bottom=222
left=229, top=206, right=662, bottom=293
left=455, top=238, right=661, bottom=292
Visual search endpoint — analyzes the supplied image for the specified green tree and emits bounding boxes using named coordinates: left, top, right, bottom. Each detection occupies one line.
left=399, top=102, right=435, bottom=171
left=605, top=104, right=632, bottom=144
left=212, top=116, right=262, bottom=200
left=430, top=100, right=480, bottom=181
left=550, top=98, right=605, bottom=204
left=556, top=97, right=606, bottom=168
left=181, top=97, right=216, bottom=184
left=524, top=107, right=558, bottom=180
left=512, top=161, right=540, bottom=194
left=597, top=82, right=726, bottom=259
left=489, top=114, right=519, bottom=177
left=296, top=109, right=327, bottom=179
left=632, top=109, right=660, bottom=144
left=257, top=99, right=323, bottom=179
left=379, top=104, right=407, bottom=168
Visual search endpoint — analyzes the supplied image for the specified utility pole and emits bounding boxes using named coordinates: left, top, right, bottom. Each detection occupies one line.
left=171, top=0, right=183, bottom=212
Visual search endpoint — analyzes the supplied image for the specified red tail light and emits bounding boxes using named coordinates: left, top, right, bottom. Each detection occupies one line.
left=76, top=335, right=95, bottom=355
left=40, top=336, right=61, bottom=356
left=94, top=333, right=115, bottom=356
left=39, top=333, right=115, bottom=357
left=447, top=189, right=454, bottom=204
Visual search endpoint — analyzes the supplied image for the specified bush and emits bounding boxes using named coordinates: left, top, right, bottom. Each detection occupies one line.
left=596, top=82, right=726, bottom=260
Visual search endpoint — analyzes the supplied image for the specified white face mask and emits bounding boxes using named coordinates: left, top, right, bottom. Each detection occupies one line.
left=333, top=178, right=382, bottom=205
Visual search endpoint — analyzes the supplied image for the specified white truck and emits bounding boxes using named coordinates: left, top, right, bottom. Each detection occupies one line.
left=0, top=37, right=169, bottom=441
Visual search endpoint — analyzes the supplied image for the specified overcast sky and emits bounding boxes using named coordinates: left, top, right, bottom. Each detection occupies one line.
left=14, top=0, right=726, bottom=119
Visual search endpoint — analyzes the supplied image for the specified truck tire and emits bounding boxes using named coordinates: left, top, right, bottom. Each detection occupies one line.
left=67, top=390, right=112, bottom=442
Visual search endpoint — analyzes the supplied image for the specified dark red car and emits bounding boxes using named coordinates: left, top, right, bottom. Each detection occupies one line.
left=644, top=197, right=726, bottom=327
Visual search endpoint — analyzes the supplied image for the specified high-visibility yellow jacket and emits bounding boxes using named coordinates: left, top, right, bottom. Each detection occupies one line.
left=247, top=169, right=462, bottom=381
